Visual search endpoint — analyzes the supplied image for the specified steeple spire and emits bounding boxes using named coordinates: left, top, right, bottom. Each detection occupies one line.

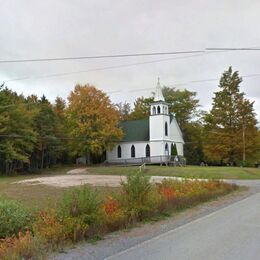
left=154, top=77, right=165, bottom=101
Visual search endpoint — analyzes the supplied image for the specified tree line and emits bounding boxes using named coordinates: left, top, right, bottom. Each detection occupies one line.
left=0, top=66, right=259, bottom=174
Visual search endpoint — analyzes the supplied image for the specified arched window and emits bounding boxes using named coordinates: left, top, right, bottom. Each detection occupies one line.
left=171, top=143, right=177, bottom=156
left=157, top=106, right=161, bottom=114
left=117, top=145, right=122, bottom=158
left=145, top=144, right=150, bottom=157
left=165, top=143, right=169, bottom=155
left=131, top=145, right=135, bottom=158
left=165, top=122, right=168, bottom=136
left=152, top=106, right=156, bottom=115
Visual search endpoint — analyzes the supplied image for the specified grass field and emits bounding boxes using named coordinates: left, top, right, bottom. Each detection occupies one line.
left=88, top=165, right=260, bottom=180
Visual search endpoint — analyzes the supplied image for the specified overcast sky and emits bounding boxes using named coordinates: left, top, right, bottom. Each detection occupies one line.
left=0, top=0, right=259, bottom=122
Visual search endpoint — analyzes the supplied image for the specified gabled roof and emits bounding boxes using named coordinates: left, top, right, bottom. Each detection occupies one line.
left=120, top=118, right=149, bottom=142
left=170, top=114, right=184, bottom=142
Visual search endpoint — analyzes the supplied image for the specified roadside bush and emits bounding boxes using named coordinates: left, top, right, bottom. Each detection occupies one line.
left=59, top=185, right=101, bottom=225
left=62, top=216, right=89, bottom=242
left=34, top=209, right=65, bottom=248
left=157, top=179, right=238, bottom=211
left=0, top=198, right=32, bottom=238
left=101, top=196, right=127, bottom=232
left=34, top=208, right=89, bottom=247
left=0, top=231, right=42, bottom=260
left=120, top=172, right=161, bottom=222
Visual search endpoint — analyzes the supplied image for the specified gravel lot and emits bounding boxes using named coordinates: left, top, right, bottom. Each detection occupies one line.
left=13, top=174, right=188, bottom=188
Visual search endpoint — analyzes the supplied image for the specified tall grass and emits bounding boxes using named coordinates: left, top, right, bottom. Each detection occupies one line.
left=0, top=198, right=32, bottom=238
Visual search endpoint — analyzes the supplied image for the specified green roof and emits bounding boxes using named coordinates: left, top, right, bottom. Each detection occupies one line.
left=120, top=118, right=149, bottom=142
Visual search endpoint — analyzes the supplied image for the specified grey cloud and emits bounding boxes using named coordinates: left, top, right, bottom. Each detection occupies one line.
left=0, top=0, right=259, bottom=122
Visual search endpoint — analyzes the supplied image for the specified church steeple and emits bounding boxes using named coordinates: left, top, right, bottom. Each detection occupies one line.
left=149, top=78, right=170, bottom=142
left=150, top=78, right=169, bottom=116
left=154, top=77, right=165, bottom=102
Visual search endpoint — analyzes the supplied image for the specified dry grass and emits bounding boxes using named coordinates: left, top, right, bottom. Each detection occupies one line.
left=0, top=166, right=119, bottom=210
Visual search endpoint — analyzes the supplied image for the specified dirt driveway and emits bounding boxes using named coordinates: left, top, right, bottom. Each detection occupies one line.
left=13, top=170, right=186, bottom=188
left=14, top=175, right=127, bottom=188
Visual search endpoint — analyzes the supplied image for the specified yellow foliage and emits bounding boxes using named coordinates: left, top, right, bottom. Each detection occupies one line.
left=66, top=84, right=123, bottom=155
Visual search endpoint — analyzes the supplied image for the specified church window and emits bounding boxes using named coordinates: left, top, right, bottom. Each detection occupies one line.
left=157, top=106, right=161, bottom=114
left=165, top=143, right=169, bottom=155
left=131, top=145, right=135, bottom=158
left=165, top=122, right=168, bottom=136
left=152, top=106, right=156, bottom=115
left=145, top=144, right=150, bottom=157
left=117, top=145, right=122, bottom=158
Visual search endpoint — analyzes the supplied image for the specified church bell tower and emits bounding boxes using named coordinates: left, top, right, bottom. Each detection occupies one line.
left=149, top=78, right=171, bottom=155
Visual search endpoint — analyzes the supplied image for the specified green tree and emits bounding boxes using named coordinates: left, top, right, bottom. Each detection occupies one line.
left=162, top=87, right=203, bottom=164
left=184, top=122, right=204, bottom=164
left=52, top=97, right=70, bottom=164
left=203, top=67, right=258, bottom=165
left=129, top=97, right=153, bottom=120
left=162, top=87, right=201, bottom=129
left=116, top=102, right=132, bottom=121
left=0, top=86, right=36, bottom=174
left=30, top=96, right=60, bottom=169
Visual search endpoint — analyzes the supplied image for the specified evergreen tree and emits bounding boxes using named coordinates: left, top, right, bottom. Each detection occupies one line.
left=204, top=67, right=258, bottom=165
left=53, top=97, right=70, bottom=164
left=31, top=96, right=60, bottom=169
left=0, top=86, right=36, bottom=174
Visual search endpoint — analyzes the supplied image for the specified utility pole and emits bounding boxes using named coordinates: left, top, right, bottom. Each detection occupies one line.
left=242, top=123, right=246, bottom=162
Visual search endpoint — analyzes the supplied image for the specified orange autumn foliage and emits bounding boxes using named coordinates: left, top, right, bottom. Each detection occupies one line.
left=66, top=84, right=123, bottom=155
left=34, top=209, right=65, bottom=245
left=0, top=231, right=36, bottom=259
left=159, top=187, right=176, bottom=200
left=102, top=196, right=119, bottom=215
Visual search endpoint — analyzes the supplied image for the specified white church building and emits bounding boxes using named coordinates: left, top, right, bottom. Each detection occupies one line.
left=106, top=79, right=185, bottom=165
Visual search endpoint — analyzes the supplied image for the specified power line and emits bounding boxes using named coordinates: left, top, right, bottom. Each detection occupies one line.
left=1, top=53, right=203, bottom=83
left=2, top=47, right=259, bottom=65
left=128, top=72, right=260, bottom=93
left=206, top=47, right=260, bottom=51
left=1, top=70, right=260, bottom=101
left=0, top=49, right=238, bottom=83
left=0, top=134, right=87, bottom=141
left=0, top=50, right=204, bottom=64
left=0, top=134, right=247, bottom=146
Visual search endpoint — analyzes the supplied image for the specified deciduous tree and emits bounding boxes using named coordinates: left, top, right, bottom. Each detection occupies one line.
left=66, top=84, right=123, bottom=159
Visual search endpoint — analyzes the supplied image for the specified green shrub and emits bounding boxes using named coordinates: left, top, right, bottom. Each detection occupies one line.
left=62, top=216, right=89, bottom=242
left=120, top=172, right=161, bottom=221
left=0, top=199, right=31, bottom=238
left=59, top=185, right=101, bottom=225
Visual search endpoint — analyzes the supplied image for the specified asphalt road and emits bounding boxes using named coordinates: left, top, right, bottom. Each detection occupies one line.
left=107, top=191, right=260, bottom=260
